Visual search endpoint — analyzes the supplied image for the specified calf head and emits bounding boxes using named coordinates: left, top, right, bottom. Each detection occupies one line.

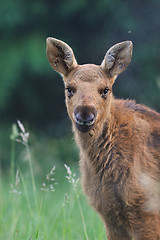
left=46, top=38, right=133, bottom=133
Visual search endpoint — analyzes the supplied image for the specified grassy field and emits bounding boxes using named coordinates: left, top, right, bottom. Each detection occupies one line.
left=0, top=122, right=107, bottom=240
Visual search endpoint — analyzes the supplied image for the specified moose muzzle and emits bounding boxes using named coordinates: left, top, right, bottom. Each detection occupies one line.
left=74, top=105, right=97, bottom=133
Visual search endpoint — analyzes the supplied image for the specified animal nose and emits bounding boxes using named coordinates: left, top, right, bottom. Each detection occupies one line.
left=75, top=112, right=95, bottom=126
left=74, top=105, right=97, bottom=131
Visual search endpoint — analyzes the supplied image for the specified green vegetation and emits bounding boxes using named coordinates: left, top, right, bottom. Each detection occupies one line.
left=0, top=122, right=106, bottom=240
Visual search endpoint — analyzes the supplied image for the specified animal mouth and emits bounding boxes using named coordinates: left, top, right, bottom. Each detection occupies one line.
left=75, top=122, right=95, bottom=133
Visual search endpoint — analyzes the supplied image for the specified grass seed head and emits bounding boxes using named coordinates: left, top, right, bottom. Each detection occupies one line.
left=64, top=164, right=79, bottom=189
left=41, top=166, right=57, bottom=192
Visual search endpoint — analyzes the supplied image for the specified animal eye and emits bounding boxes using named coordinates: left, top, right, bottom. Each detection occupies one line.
left=103, top=88, right=108, bottom=95
left=99, top=88, right=109, bottom=99
left=66, top=87, right=74, bottom=98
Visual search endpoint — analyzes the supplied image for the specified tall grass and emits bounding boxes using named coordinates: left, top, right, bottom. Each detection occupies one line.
left=0, top=122, right=106, bottom=240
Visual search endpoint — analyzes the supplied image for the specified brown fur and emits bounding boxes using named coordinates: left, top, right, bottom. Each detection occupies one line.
left=46, top=37, right=160, bottom=240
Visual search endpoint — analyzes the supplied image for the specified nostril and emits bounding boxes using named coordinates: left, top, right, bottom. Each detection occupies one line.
left=87, top=113, right=95, bottom=122
left=75, top=113, right=85, bottom=125
left=75, top=113, right=82, bottom=122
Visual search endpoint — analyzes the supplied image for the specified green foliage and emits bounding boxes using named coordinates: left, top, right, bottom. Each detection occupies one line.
left=0, top=177, right=106, bottom=239
left=0, top=33, right=48, bottom=109
left=0, top=126, right=106, bottom=239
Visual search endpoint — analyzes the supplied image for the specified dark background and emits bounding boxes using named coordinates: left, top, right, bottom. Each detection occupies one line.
left=1, top=0, right=160, bottom=170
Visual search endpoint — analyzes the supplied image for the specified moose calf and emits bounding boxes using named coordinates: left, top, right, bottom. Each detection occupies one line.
left=46, top=37, right=160, bottom=240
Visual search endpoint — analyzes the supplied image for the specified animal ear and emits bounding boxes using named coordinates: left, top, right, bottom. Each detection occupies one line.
left=46, top=37, right=77, bottom=76
left=101, top=41, right=133, bottom=78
